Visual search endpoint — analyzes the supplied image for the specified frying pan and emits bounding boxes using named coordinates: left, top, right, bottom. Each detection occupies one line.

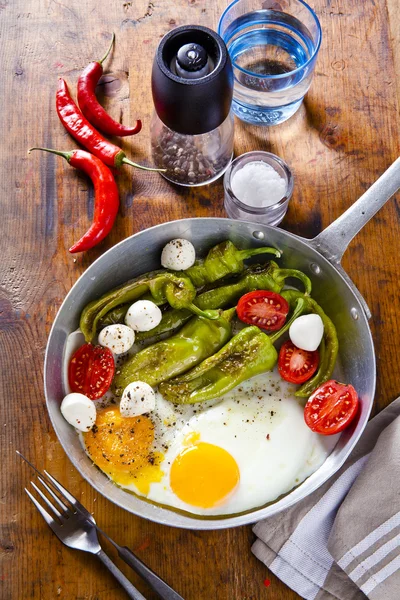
left=44, top=158, right=400, bottom=530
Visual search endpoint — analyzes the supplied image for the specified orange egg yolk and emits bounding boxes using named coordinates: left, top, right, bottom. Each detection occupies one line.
left=84, top=407, right=163, bottom=493
left=170, top=442, right=240, bottom=508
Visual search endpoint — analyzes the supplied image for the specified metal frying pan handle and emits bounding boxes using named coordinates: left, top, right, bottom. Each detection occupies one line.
left=308, top=157, right=400, bottom=318
left=310, top=157, right=400, bottom=263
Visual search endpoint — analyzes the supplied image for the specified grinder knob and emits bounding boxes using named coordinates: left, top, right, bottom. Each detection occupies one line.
left=175, top=43, right=210, bottom=79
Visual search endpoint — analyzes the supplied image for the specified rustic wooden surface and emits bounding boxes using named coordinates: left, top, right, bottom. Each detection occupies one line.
left=1, top=0, right=399, bottom=598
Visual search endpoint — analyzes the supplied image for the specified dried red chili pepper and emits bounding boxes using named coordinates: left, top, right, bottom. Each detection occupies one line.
left=56, top=78, right=162, bottom=172
left=77, top=33, right=142, bottom=138
left=29, top=147, right=119, bottom=253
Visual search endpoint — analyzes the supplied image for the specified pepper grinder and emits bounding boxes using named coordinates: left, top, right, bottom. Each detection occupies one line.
left=151, top=25, right=234, bottom=187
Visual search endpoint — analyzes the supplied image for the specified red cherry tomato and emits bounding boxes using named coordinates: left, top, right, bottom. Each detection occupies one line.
left=237, top=290, right=289, bottom=331
left=68, top=343, right=115, bottom=400
left=278, top=340, right=319, bottom=384
left=304, top=380, right=359, bottom=435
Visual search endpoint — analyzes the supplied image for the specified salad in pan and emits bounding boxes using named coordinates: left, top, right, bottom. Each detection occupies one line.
left=61, top=239, right=359, bottom=517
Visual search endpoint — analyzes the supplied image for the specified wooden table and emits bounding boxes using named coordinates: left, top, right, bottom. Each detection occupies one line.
left=1, top=1, right=399, bottom=598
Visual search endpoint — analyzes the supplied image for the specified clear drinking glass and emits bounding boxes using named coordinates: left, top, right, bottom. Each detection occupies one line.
left=218, top=0, right=322, bottom=125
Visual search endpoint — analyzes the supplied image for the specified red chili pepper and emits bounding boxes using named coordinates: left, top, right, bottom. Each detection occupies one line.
left=56, top=78, right=162, bottom=172
left=29, top=147, right=119, bottom=253
left=77, top=33, right=142, bottom=138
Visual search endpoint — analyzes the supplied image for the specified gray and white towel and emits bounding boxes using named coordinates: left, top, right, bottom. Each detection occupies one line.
left=252, top=398, right=400, bottom=600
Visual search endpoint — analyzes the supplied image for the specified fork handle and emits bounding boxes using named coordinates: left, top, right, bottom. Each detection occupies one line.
left=118, top=546, right=184, bottom=600
left=97, top=549, right=147, bottom=600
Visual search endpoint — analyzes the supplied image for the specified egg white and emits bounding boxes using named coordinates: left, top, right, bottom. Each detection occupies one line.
left=123, top=373, right=337, bottom=516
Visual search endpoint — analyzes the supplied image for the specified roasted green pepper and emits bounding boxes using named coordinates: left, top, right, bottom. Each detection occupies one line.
left=98, top=292, right=166, bottom=329
left=98, top=303, right=131, bottom=328
left=80, top=272, right=219, bottom=343
left=112, top=308, right=236, bottom=395
left=280, top=290, right=339, bottom=397
left=194, top=261, right=312, bottom=303
left=136, top=263, right=312, bottom=342
left=159, top=326, right=278, bottom=404
left=183, top=241, right=281, bottom=287
left=269, top=297, right=306, bottom=343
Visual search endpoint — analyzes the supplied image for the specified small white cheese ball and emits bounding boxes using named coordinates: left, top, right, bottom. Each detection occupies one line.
left=125, top=300, right=162, bottom=332
left=98, top=324, right=135, bottom=355
left=61, top=393, right=96, bottom=432
left=120, top=381, right=156, bottom=417
left=289, top=314, right=324, bottom=352
left=161, top=238, right=196, bottom=271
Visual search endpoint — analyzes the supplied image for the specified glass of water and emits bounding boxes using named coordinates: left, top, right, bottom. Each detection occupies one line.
left=218, top=0, right=322, bottom=125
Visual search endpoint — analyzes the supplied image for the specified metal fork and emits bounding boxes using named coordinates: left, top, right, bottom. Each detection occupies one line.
left=18, top=452, right=184, bottom=600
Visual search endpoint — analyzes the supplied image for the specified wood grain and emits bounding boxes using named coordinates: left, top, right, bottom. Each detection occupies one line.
left=0, top=1, right=399, bottom=599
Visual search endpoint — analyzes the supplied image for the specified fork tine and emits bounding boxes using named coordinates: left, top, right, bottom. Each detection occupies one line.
left=18, top=452, right=94, bottom=526
left=25, top=488, right=57, bottom=527
left=37, top=476, right=69, bottom=513
left=17, top=451, right=76, bottom=512
left=30, top=481, right=64, bottom=521
left=44, top=470, right=79, bottom=507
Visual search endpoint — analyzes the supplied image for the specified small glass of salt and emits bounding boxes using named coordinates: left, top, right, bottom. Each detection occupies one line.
left=223, top=151, right=293, bottom=226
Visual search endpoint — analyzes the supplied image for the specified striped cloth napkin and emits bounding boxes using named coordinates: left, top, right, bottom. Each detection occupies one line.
left=252, top=397, right=400, bottom=600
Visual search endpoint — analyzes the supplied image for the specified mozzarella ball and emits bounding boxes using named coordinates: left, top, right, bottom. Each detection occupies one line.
left=98, top=324, right=135, bottom=355
left=289, top=314, right=324, bottom=352
left=120, top=381, right=156, bottom=417
left=61, top=393, right=96, bottom=432
left=125, top=300, right=162, bottom=332
left=161, top=238, right=196, bottom=271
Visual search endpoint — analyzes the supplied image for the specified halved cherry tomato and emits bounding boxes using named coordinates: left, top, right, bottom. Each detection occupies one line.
left=237, top=290, right=289, bottom=331
left=304, top=380, right=359, bottom=435
left=278, top=340, right=319, bottom=384
left=68, top=343, right=115, bottom=400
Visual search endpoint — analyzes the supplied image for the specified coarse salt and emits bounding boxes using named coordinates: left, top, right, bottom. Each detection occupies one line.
left=231, top=161, right=287, bottom=208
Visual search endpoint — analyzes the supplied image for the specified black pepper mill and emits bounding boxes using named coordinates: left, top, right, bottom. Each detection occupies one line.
left=151, top=25, right=234, bottom=186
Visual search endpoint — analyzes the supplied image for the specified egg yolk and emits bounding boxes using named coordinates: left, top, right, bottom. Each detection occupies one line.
left=84, top=407, right=163, bottom=494
left=170, top=442, right=240, bottom=508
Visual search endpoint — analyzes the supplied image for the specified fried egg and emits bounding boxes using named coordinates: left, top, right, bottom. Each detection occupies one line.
left=64, top=331, right=337, bottom=516
left=141, top=375, right=337, bottom=515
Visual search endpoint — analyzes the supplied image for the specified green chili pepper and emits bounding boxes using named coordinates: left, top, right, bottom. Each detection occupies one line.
left=136, top=263, right=312, bottom=342
left=183, top=241, right=281, bottom=287
left=159, top=326, right=278, bottom=405
left=195, top=262, right=312, bottom=303
left=280, top=290, right=339, bottom=397
left=80, top=271, right=219, bottom=342
left=97, top=291, right=169, bottom=329
left=267, top=262, right=312, bottom=296
left=98, top=303, right=132, bottom=328
left=269, top=297, right=306, bottom=344
left=112, top=308, right=236, bottom=395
